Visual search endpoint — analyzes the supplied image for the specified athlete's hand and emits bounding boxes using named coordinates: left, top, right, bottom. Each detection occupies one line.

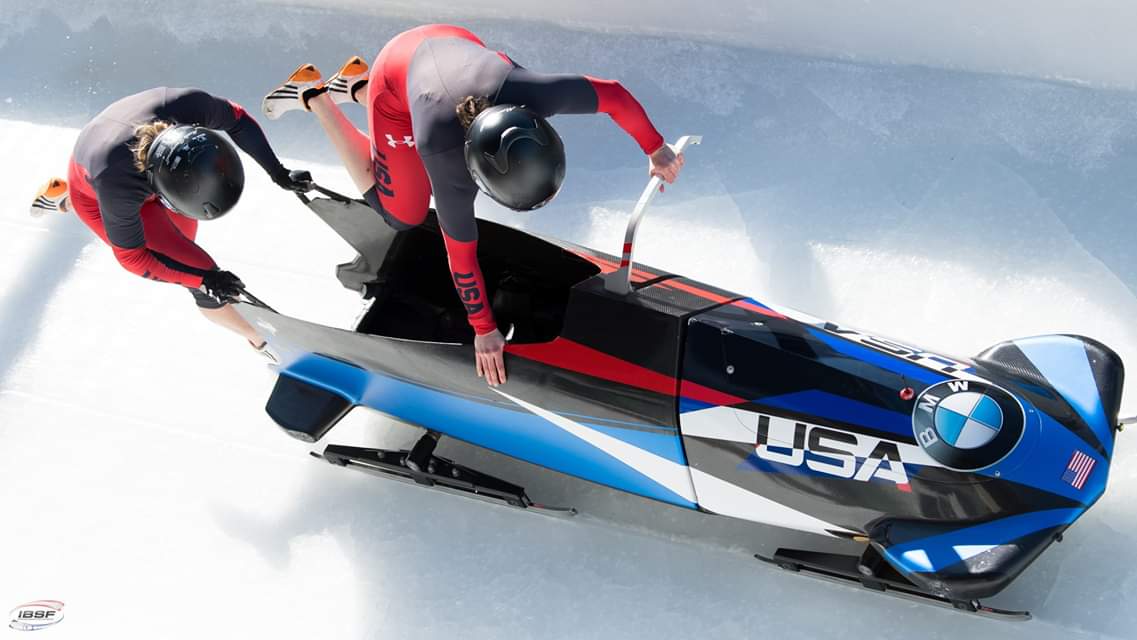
left=474, top=329, right=507, bottom=387
left=649, top=144, right=685, bottom=188
left=200, top=269, right=245, bottom=304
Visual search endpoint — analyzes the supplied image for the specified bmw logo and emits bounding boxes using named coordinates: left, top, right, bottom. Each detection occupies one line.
left=911, top=380, right=1025, bottom=471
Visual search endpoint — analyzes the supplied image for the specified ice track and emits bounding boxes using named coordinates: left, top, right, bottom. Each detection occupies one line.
left=1, top=3, right=1136, bottom=638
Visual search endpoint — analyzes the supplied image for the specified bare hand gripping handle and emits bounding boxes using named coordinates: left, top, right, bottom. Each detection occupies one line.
left=603, top=135, right=702, bottom=295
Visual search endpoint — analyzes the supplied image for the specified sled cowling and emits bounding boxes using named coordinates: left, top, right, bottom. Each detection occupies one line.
left=976, top=334, right=1124, bottom=457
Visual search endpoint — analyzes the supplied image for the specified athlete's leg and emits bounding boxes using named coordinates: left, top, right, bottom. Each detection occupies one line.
left=197, top=303, right=266, bottom=347
left=306, top=92, right=374, bottom=194
left=366, top=105, right=432, bottom=228
left=67, top=159, right=112, bottom=244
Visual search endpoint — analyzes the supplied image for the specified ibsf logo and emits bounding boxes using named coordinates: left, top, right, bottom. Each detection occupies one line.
left=912, top=379, right=1025, bottom=471
left=9, top=600, right=65, bottom=631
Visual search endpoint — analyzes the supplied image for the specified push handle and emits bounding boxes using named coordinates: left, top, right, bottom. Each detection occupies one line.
left=236, top=286, right=276, bottom=313
left=293, top=181, right=355, bottom=206
left=603, top=135, right=702, bottom=295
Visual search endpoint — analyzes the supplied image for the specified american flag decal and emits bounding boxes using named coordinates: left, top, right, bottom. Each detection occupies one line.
left=1062, top=450, right=1096, bottom=490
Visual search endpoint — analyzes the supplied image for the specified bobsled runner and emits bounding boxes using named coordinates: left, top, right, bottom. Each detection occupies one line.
left=237, top=137, right=1125, bottom=619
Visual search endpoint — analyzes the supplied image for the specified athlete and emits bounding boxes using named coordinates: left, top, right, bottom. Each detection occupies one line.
left=263, top=23, right=684, bottom=386
left=30, top=87, right=310, bottom=359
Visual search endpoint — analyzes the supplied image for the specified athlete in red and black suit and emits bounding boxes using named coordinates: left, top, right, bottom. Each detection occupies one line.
left=263, top=24, right=684, bottom=385
left=49, top=87, right=304, bottom=356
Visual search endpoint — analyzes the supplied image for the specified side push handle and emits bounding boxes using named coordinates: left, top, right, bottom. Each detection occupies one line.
left=235, top=286, right=276, bottom=313
left=293, top=181, right=355, bottom=206
left=603, top=135, right=702, bottom=295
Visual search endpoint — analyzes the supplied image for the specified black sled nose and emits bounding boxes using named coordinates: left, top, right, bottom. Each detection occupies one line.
left=868, top=514, right=1070, bottom=601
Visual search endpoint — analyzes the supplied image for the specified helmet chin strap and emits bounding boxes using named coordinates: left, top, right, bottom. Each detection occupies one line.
left=156, top=191, right=180, bottom=214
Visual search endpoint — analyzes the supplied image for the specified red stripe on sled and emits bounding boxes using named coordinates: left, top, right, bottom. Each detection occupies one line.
left=508, top=339, right=743, bottom=406
left=508, top=339, right=676, bottom=395
left=679, top=379, right=747, bottom=407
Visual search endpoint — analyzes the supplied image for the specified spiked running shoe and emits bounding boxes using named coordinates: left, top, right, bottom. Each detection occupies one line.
left=327, top=55, right=370, bottom=105
left=30, top=177, right=70, bottom=218
left=262, top=63, right=326, bottom=120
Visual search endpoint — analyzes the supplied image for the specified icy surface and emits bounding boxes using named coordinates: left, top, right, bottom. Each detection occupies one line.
left=2, top=2, right=1137, bottom=638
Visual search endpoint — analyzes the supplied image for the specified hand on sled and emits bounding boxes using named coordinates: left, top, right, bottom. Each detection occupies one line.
left=475, top=328, right=507, bottom=387
left=649, top=143, right=685, bottom=190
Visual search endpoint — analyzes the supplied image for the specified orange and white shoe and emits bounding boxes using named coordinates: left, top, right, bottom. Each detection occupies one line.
left=261, top=63, right=325, bottom=120
left=327, top=56, right=369, bottom=105
left=30, top=177, right=70, bottom=218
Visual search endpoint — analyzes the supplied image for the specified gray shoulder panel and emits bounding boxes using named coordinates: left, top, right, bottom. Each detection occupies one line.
left=406, top=37, right=513, bottom=157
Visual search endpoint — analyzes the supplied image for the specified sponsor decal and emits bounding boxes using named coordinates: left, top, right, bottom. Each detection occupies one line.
left=385, top=134, right=415, bottom=148
left=752, top=413, right=911, bottom=486
left=451, top=271, right=484, bottom=315
left=371, top=149, right=395, bottom=198
left=912, top=379, right=1025, bottom=471
left=824, top=322, right=970, bottom=374
left=9, top=601, right=65, bottom=632
left=1062, top=450, right=1096, bottom=490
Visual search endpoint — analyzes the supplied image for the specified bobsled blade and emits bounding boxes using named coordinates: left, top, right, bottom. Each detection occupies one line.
left=311, top=444, right=576, bottom=518
left=756, top=550, right=1031, bottom=621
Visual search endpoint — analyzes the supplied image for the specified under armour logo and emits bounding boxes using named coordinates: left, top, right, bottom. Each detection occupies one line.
left=386, top=134, right=415, bottom=148
left=484, top=121, right=548, bottom=174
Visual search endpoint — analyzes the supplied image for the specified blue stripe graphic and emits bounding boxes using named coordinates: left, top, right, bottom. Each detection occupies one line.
left=753, top=389, right=912, bottom=437
left=1017, top=337, right=1112, bottom=455
left=281, top=354, right=696, bottom=507
left=680, top=397, right=715, bottom=414
left=807, top=328, right=948, bottom=385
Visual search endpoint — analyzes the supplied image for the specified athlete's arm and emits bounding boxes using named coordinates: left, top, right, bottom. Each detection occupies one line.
left=95, top=175, right=211, bottom=288
left=164, top=88, right=290, bottom=182
left=425, top=152, right=507, bottom=385
left=422, top=152, right=498, bottom=336
left=496, top=69, right=665, bottom=155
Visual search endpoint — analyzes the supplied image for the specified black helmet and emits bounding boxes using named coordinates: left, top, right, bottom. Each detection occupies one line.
left=464, top=105, right=565, bottom=211
left=146, top=125, right=244, bottom=220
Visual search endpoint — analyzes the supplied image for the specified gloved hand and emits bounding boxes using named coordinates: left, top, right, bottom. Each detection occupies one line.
left=199, top=270, right=245, bottom=304
left=273, top=168, right=314, bottom=193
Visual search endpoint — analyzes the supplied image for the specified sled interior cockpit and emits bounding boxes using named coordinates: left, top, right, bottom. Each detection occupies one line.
left=355, top=215, right=599, bottom=344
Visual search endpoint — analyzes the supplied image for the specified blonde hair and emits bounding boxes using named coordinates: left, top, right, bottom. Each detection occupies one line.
left=130, top=120, right=172, bottom=172
left=456, top=96, right=493, bottom=129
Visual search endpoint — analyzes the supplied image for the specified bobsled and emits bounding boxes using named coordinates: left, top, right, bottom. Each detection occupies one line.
left=238, top=137, right=1124, bottom=619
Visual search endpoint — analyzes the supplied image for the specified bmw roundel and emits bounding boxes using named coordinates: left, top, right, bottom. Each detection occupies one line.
left=912, top=380, right=1025, bottom=471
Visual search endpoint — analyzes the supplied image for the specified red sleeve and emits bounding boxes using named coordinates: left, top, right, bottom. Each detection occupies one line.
left=441, top=235, right=498, bottom=336
left=111, top=245, right=208, bottom=289
left=584, top=76, right=665, bottom=155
